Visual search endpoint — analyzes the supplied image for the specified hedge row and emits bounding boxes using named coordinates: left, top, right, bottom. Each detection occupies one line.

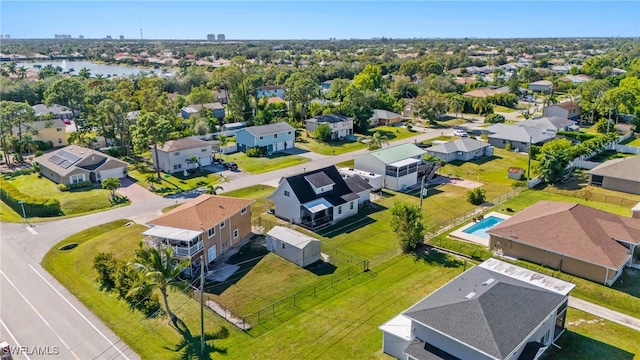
left=557, top=131, right=600, bottom=142
left=0, top=179, right=62, bottom=217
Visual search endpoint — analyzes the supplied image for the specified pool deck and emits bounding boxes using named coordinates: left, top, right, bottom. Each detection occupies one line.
left=449, top=212, right=511, bottom=247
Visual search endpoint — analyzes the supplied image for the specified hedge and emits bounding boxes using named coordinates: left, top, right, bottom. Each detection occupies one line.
left=0, top=179, right=62, bottom=217
left=557, top=131, right=600, bottom=142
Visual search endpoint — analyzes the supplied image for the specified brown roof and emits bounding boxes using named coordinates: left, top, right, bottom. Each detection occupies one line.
left=156, top=138, right=211, bottom=152
left=148, top=194, right=254, bottom=231
left=463, top=88, right=501, bottom=98
left=267, top=96, right=285, bottom=104
left=589, top=156, right=640, bottom=182
left=556, top=101, right=580, bottom=111
left=488, top=201, right=640, bottom=269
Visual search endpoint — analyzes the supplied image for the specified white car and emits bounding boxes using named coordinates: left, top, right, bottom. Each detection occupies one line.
left=453, top=130, right=469, bottom=137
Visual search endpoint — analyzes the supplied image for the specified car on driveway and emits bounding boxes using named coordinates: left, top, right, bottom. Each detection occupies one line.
left=224, top=162, right=238, bottom=171
left=63, top=119, right=72, bottom=125
left=453, top=130, right=469, bottom=137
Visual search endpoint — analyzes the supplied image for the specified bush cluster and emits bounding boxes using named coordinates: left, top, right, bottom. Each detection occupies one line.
left=556, top=131, right=599, bottom=142
left=245, top=147, right=262, bottom=157
left=0, top=178, right=62, bottom=217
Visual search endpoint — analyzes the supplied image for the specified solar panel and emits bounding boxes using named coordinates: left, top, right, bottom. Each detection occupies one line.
left=58, top=150, right=82, bottom=164
left=48, top=154, right=65, bottom=165
left=59, top=160, right=74, bottom=169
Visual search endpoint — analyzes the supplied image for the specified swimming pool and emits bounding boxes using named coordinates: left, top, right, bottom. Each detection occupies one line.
left=461, top=216, right=505, bottom=239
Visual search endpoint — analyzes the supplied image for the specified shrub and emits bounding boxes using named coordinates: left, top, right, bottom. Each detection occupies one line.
left=93, top=252, right=120, bottom=290
left=58, top=183, right=70, bottom=192
left=485, top=114, right=506, bottom=124
left=505, top=142, right=512, bottom=151
left=0, top=178, right=62, bottom=217
left=557, top=131, right=599, bottom=142
left=466, top=188, right=486, bottom=205
left=68, top=181, right=93, bottom=190
left=245, top=147, right=261, bottom=157
left=313, top=124, right=333, bottom=142
left=34, top=150, right=43, bottom=157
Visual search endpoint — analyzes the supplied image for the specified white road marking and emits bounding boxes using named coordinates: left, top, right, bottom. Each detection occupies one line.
left=0, top=318, right=32, bottom=360
left=28, top=264, right=131, bottom=360
left=0, top=270, right=70, bottom=349
left=26, top=226, right=37, bottom=235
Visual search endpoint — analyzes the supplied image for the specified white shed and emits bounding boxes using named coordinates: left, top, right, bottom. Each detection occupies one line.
left=266, top=226, right=322, bottom=267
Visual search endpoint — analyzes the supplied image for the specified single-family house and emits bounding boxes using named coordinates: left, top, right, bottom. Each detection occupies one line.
left=425, top=138, right=492, bottom=163
left=151, top=138, right=213, bottom=174
left=221, top=122, right=246, bottom=132
left=380, top=258, right=575, bottom=360
left=354, top=143, right=427, bottom=191
left=551, top=65, right=572, bottom=74
left=528, top=80, right=554, bottom=93
left=517, top=117, right=575, bottom=132
left=257, top=85, right=285, bottom=99
left=463, top=87, right=501, bottom=98
left=143, top=195, right=255, bottom=264
left=35, top=145, right=129, bottom=185
left=214, top=88, right=229, bottom=104
left=266, top=166, right=372, bottom=229
left=369, top=109, right=403, bottom=127
left=235, top=122, right=296, bottom=154
left=305, top=114, right=354, bottom=140
left=32, top=103, right=75, bottom=120
left=265, top=226, right=321, bottom=267
left=542, top=102, right=581, bottom=121
left=14, top=119, right=68, bottom=146
left=588, top=156, right=640, bottom=195
left=558, top=74, right=592, bottom=85
left=485, top=124, right=556, bottom=150
left=488, top=201, right=640, bottom=286
left=181, top=103, right=225, bottom=121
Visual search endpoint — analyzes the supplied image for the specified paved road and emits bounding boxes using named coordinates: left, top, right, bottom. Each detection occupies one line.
left=569, top=296, right=640, bottom=332
left=0, top=126, right=447, bottom=359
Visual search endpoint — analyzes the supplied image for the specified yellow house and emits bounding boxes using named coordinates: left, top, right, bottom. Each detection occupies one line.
left=19, top=119, right=68, bottom=147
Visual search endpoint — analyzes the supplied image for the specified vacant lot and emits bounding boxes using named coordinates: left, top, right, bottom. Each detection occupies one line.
left=296, top=131, right=367, bottom=155
left=224, top=152, right=310, bottom=174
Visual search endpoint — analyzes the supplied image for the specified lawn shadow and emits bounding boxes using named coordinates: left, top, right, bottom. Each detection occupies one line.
left=449, top=155, right=502, bottom=167
left=172, top=168, right=213, bottom=181
left=316, top=202, right=387, bottom=239
left=612, top=268, right=640, bottom=298
left=417, top=246, right=465, bottom=268
left=305, top=261, right=337, bottom=276
left=203, top=240, right=269, bottom=296
left=167, top=318, right=229, bottom=360
left=402, top=186, right=444, bottom=199
left=542, top=330, right=634, bottom=360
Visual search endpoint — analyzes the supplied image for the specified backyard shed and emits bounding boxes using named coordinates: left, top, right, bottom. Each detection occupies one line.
left=266, top=226, right=322, bottom=267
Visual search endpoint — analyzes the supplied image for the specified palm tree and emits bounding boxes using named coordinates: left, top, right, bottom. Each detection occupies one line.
left=5, top=62, right=17, bottom=77
left=79, top=67, right=91, bottom=79
left=472, top=97, right=490, bottom=115
left=131, top=245, right=190, bottom=327
left=186, top=155, right=200, bottom=172
left=101, top=177, right=122, bottom=198
left=204, top=184, right=224, bottom=195
left=367, top=131, right=388, bottom=150
left=448, top=95, right=465, bottom=119
left=17, top=66, right=28, bottom=79
left=20, top=134, right=37, bottom=158
left=216, top=134, right=230, bottom=160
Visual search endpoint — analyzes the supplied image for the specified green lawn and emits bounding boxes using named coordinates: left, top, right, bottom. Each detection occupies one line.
left=588, top=150, right=636, bottom=162
left=542, top=309, right=640, bottom=360
left=296, top=132, right=367, bottom=155
left=128, top=167, right=228, bottom=195
left=493, top=105, right=516, bottom=113
left=619, top=136, right=640, bottom=147
left=0, top=200, right=24, bottom=222
left=224, top=184, right=275, bottom=220
left=4, top=173, right=126, bottom=218
left=335, top=159, right=355, bottom=168
left=224, top=152, right=310, bottom=174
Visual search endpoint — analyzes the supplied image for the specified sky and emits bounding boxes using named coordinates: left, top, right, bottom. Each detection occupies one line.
left=1, top=1, right=639, bottom=40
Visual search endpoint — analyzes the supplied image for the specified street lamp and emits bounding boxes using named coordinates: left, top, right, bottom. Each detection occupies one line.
left=18, top=201, right=27, bottom=223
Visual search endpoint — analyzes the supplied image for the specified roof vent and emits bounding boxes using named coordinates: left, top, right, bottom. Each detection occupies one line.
left=483, top=278, right=495, bottom=286
left=465, top=292, right=476, bottom=299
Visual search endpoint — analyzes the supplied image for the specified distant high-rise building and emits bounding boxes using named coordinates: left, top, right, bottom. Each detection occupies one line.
left=217, top=33, right=225, bottom=41
left=207, top=34, right=216, bottom=41
left=55, top=34, right=72, bottom=39
left=119, top=35, right=124, bottom=40
left=106, top=35, right=112, bottom=40
left=79, top=35, right=84, bottom=39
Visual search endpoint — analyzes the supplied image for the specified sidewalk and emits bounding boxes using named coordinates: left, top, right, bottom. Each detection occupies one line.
left=569, top=296, right=640, bottom=332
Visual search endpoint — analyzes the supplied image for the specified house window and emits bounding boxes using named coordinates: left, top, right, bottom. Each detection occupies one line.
left=201, top=148, right=207, bottom=152
left=260, top=136, right=264, bottom=140
left=274, top=133, right=278, bottom=138
left=56, top=128, right=62, bottom=132
left=338, top=206, right=342, bottom=215
left=173, top=164, right=182, bottom=170
left=288, top=131, right=292, bottom=135
left=241, top=207, right=247, bottom=215
left=282, top=242, right=285, bottom=249
left=350, top=201, right=354, bottom=210
left=58, top=138, right=63, bottom=144
left=69, top=174, right=85, bottom=184
left=284, top=190, right=290, bottom=197
left=220, top=221, right=225, bottom=229
left=174, top=152, right=180, bottom=156
left=208, top=227, right=215, bottom=238
left=233, top=228, right=239, bottom=239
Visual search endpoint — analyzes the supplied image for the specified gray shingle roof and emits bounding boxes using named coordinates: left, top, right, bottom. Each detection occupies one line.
left=403, top=266, right=566, bottom=359
left=486, top=124, right=556, bottom=144
left=371, top=109, right=402, bottom=120
left=589, top=156, right=640, bottom=182
left=242, top=122, right=295, bottom=137
left=403, top=339, right=460, bottom=360
left=32, top=103, right=73, bottom=117
left=518, top=117, right=574, bottom=132
left=427, top=138, right=490, bottom=155
left=306, top=114, right=351, bottom=124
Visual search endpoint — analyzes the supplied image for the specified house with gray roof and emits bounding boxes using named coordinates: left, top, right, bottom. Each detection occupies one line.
left=305, top=114, right=354, bottom=140
left=369, top=109, right=403, bottom=126
left=235, top=122, right=295, bottom=154
left=354, top=143, right=427, bottom=191
left=485, top=124, right=556, bottom=151
left=32, top=103, right=75, bottom=120
left=380, top=258, right=575, bottom=360
left=426, top=138, right=492, bottom=163
left=35, top=145, right=129, bottom=185
left=181, top=102, right=225, bottom=121
left=517, top=117, right=575, bottom=132
left=589, top=156, right=640, bottom=195
left=151, top=137, right=214, bottom=173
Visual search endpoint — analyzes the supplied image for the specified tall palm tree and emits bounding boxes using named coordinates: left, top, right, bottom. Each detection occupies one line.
left=472, top=97, right=490, bottom=115
left=186, top=155, right=200, bottom=172
left=367, top=131, right=388, bottom=150
left=5, top=62, right=17, bottom=77
left=204, top=184, right=224, bottom=195
left=217, top=134, right=230, bottom=160
left=20, top=134, right=37, bottom=158
left=448, top=95, right=465, bottom=119
left=79, top=67, right=91, bottom=79
left=17, top=66, right=28, bottom=79
left=131, top=245, right=190, bottom=327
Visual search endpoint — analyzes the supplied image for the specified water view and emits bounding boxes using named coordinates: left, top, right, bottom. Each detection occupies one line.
left=15, top=60, right=174, bottom=77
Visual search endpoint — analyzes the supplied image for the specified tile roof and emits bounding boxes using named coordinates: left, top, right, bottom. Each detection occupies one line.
left=403, top=262, right=567, bottom=360
left=241, top=122, right=295, bottom=137
left=266, top=96, right=285, bottom=104
left=463, top=87, right=501, bottom=98
left=487, top=201, right=640, bottom=269
left=589, top=156, right=640, bottom=182
left=555, top=101, right=580, bottom=111
left=148, top=194, right=254, bottom=232
left=282, top=166, right=362, bottom=207
left=427, top=138, right=490, bottom=155
left=156, top=138, right=211, bottom=152
left=359, top=143, right=426, bottom=164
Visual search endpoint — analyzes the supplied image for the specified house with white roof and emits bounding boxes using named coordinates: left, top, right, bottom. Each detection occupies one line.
left=354, top=143, right=427, bottom=191
left=266, top=226, right=321, bottom=267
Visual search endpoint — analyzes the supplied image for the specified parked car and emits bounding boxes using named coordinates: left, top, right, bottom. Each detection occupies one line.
left=453, top=130, right=469, bottom=137
left=225, top=162, right=238, bottom=171
left=469, top=129, right=482, bottom=135
left=63, top=119, right=72, bottom=125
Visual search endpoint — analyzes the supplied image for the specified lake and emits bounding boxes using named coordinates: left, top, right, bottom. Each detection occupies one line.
left=15, top=60, right=174, bottom=77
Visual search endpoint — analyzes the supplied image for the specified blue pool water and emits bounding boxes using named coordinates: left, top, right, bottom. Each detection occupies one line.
left=462, top=216, right=504, bottom=239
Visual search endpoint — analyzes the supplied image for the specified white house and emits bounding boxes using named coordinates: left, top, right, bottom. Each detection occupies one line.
left=305, top=114, right=354, bottom=140
left=529, top=80, right=554, bottom=93
left=266, top=166, right=372, bottom=230
left=542, top=101, right=581, bottom=121
left=151, top=138, right=213, bottom=174
left=354, top=143, right=427, bottom=191
left=380, top=258, right=575, bottom=360
left=266, top=226, right=321, bottom=267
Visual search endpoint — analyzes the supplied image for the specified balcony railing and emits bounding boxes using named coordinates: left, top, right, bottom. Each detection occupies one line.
left=144, top=237, right=204, bottom=257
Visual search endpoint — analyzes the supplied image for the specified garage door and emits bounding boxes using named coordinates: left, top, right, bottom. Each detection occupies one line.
left=275, top=142, right=284, bottom=151
left=199, top=156, right=212, bottom=166
left=99, top=167, right=125, bottom=181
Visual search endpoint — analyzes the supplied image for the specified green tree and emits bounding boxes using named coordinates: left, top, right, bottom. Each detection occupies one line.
left=420, top=60, right=444, bottom=76
left=186, top=155, right=200, bottom=171
left=518, top=67, right=541, bottom=83
left=313, top=124, right=333, bottom=142
left=20, top=134, right=37, bottom=158
left=472, top=97, right=492, bottom=115
left=485, top=113, right=506, bottom=124
left=216, top=134, right=231, bottom=160
left=326, top=78, right=351, bottom=102
left=508, top=72, right=521, bottom=95
left=284, top=72, right=318, bottom=120
left=538, top=138, right=572, bottom=184
left=194, top=118, right=210, bottom=136
left=448, top=95, right=465, bottom=119
left=0, top=101, right=35, bottom=165
left=131, top=112, right=174, bottom=178
left=44, top=78, right=86, bottom=119
left=131, top=245, right=190, bottom=327
left=465, top=188, right=486, bottom=205
left=204, top=184, right=224, bottom=195
left=188, top=85, right=213, bottom=108
left=78, top=67, right=91, bottom=79
left=390, top=203, right=425, bottom=252
left=414, top=91, right=447, bottom=123
left=101, top=177, right=122, bottom=197
left=577, top=79, right=611, bottom=123
left=367, top=131, right=388, bottom=150
left=353, top=64, right=383, bottom=91
left=390, top=76, right=418, bottom=100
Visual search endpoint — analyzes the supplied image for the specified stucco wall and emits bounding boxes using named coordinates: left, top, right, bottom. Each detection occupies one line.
left=270, top=181, right=301, bottom=223
left=602, top=177, right=640, bottom=195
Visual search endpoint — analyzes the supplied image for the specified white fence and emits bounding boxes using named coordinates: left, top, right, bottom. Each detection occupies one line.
left=615, top=144, right=640, bottom=154
left=528, top=176, right=542, bottom=188
left=573, top=159, right=600, bottom=170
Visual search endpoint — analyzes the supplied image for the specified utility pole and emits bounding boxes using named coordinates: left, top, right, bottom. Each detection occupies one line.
left=419, top=174, right=426, bottom=209
left=200, top=255, right=205, bottom=355
left=527, top=135, right=532, bottom=182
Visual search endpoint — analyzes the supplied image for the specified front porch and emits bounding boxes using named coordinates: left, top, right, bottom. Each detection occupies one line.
left=142, top=225, right=204, bottom=258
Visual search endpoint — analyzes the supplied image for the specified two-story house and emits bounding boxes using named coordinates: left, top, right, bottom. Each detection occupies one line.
left=542, top=101, right=581, bottom=121
left=14, top=119, right=68, bottom=147
left=143, top=194, right=255, bottom=264
left=267, top=166, right=372, bottom=230
left=181, top=103, right=225, bottom=122
left=305, top=114, right=354, bottom=140
left=380, top=258, right=575, bottom=360
left=257, top=85, right=285, bottom=99
left=354, top=143, right=427, bottom=191
left=151, top=137, right=213, bottom=174
left=235, top=122, right=296, bottom=154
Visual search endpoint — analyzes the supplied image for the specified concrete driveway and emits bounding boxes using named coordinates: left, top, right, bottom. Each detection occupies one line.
left=117, top=177, right=161, bottom=203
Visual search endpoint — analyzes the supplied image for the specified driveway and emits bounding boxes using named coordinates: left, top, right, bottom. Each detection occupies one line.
left=117, top=177, right=161, bottom=204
